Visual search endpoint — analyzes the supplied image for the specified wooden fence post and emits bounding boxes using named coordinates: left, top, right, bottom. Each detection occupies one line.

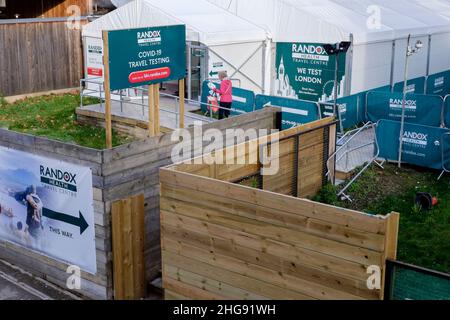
left=102, top=30, right=113, bottom=149
left=179, top=79, right=185, bottom=128
left=380, top=211, right=400, bottom=300
left=148, top=84, right=155, bottom=137
left=111, top=194, right=146, bottom=300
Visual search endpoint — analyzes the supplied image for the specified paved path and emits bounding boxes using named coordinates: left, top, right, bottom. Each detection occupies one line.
left=0, top=260, right=77, bottom=300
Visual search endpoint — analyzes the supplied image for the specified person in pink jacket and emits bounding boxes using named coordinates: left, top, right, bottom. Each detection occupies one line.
left=213, top=71, right=233, bottom=120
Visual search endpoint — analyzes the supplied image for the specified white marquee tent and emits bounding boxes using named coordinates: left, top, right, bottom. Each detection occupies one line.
left=208, top=0, right=450, bottom=95
left=82, top=0, right=270, bottom=99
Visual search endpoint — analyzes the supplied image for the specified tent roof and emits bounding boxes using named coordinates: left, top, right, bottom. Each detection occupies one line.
left=207, top=0, right=450, bottom=44
left=82, top=0, right=267, bottom=46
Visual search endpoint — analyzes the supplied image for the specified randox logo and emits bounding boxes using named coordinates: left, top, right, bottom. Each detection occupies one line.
left=137, top=30, right=162, bottom=45
left=402, top=131, right=428, bottom=147
left=389, top=98, right=417, bottom=110
left=40, top=165, right=77, bottom=192
left=88, top=45, right=102, bottom=54
left=292, top=44, right=329, bottom=62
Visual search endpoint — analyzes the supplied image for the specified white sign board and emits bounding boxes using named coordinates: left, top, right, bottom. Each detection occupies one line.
left=0, top=147, right=97, bottom=274
left=85, top=37, right=104, bottom=96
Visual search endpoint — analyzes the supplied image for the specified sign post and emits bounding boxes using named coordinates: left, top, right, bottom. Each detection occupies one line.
left=179, top=79, right=185, bottom=128
left=148, top=84, right=155, bottom=137
left=103, top=25, right=186, bottom=139
left=102, top=31, right=113, bottom=149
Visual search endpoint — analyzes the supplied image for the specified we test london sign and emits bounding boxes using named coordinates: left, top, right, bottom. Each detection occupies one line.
left=106, top=25, right=186, bottom=91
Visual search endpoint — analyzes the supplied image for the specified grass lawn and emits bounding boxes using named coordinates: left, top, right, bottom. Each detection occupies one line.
left=313, top=164, right=450, bottom=274
left=0, top=93, right=132, bottom=149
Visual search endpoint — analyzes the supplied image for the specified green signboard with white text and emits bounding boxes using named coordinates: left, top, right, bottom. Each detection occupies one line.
left=275, top=42, right=346, bottom=102
left=107, top=25, right=186, bottom=91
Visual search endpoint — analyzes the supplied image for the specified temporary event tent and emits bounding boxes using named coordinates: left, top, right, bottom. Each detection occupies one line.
left=82, top=0, right=269, bottom=99
left=208, top=0, right=450, bottom=98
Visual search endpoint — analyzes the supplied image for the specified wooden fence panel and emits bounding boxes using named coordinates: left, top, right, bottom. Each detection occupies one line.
left=111, top=194, right=146, bottom=300
left=0, top=20, right=85, bottom=96
left=160, top=170, right=399, bottom=300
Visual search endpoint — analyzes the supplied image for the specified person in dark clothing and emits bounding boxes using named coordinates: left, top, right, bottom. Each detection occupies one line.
left=25, top=185, right=43, bottom=238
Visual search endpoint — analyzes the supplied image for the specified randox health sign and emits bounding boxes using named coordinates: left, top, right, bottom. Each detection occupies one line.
left=107, top=25, right=186, bottom=91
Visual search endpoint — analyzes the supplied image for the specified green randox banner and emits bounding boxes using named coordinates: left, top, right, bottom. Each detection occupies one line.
left=426, top=70, right=450, bottom=97
left=321, top=94, right=359, bottom=131
left=393, top=77, right=426, bottom=95
left=367, top=91, right=443, bottom=127
left=107, top=25, right=186, bottom=91
left=201, top=81, right=255, bottom=116
left=255, top=95, right=320, bottom=130
left=275, top=42, right=346, bottom=102
left=376, top=120, right=449, bottom=170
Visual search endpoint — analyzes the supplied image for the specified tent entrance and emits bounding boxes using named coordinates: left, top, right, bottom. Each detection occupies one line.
left=187, top=43, right=208, bottom=101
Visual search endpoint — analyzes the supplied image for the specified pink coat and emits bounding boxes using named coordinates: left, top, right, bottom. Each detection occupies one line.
left=213, top=79, right=233, bottom=103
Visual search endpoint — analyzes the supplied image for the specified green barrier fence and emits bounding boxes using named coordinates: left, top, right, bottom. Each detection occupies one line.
left=426, top=71, right=450, bottom=97
left=376, top=120, right=449, bottom=170
left=321, top=95, right=359, bottom=132
left=359, top=85, right=392, bottom=123
left=442, top=132, right=450, bottom=175
left=393, top=77, right=426, bottom=94
left=201, top=81, right=255, bottom=115
left=385, top=260, right=450, bottom=300
left=255, top=95, right=321, bottom=130
left=367, top=92, right=443, bottom=127
left=445, top=95, right=450, bottom=128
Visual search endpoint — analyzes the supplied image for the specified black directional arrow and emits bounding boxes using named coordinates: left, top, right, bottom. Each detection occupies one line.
left=42, top=208, right=89, bottom=235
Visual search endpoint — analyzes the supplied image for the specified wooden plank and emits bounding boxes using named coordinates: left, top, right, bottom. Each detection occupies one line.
left=148, top=84, right=155, bottom=137
left=160, top=195, right=383, bottom=267
left=380, top=212, right=400, bottom=299
left=164, top=289, right=190, bottom=300
left=111, top=194, right=146, bottom=300
left=164, top=276, right=227, bottom=300
left=179, top=79, right=185, bottom=129
left=162, top=222, right=379, bottom=299
left=165, top=265, right=269, bottom=300
left=132, top=194, right=146, bottom=297
left=160, top=169, right=388, bottom=234
left=163, top=251, right=316, bottom=300
left=160, top=185, right=386, bottom=252
left=111, top=200, right=125, bottom=299
left=102, top=30, right=112, bottom=149
left=122, top=198, right=135, bottom=299
left=163, top=236, right=364, bottom=300
left=154, top=84, right=161, bottom=136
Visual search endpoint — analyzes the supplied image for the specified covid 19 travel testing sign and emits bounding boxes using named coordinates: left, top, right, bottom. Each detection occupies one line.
left=0, top=147, right=96, bottom=274
left=107, top=25, right=186, bottom=91
left=275, top=42, right=346, bottom=102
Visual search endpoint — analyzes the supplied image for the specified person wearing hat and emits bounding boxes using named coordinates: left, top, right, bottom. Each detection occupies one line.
left=213, top=71, right=233, bottom=120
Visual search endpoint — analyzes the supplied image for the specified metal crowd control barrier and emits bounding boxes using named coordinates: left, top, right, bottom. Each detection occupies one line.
left=80, top=78, right=248, bottom=128
left=444, top=95, right=450, bottom=128
left=438, top=132, right=450, bottom=180
left=326, top=122, right=382, bottom=201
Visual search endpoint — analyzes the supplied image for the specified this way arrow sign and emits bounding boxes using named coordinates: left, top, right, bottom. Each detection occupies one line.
left=42, top=208, right=89, bottom=235
left=209, top=71, right=218, bottom=77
